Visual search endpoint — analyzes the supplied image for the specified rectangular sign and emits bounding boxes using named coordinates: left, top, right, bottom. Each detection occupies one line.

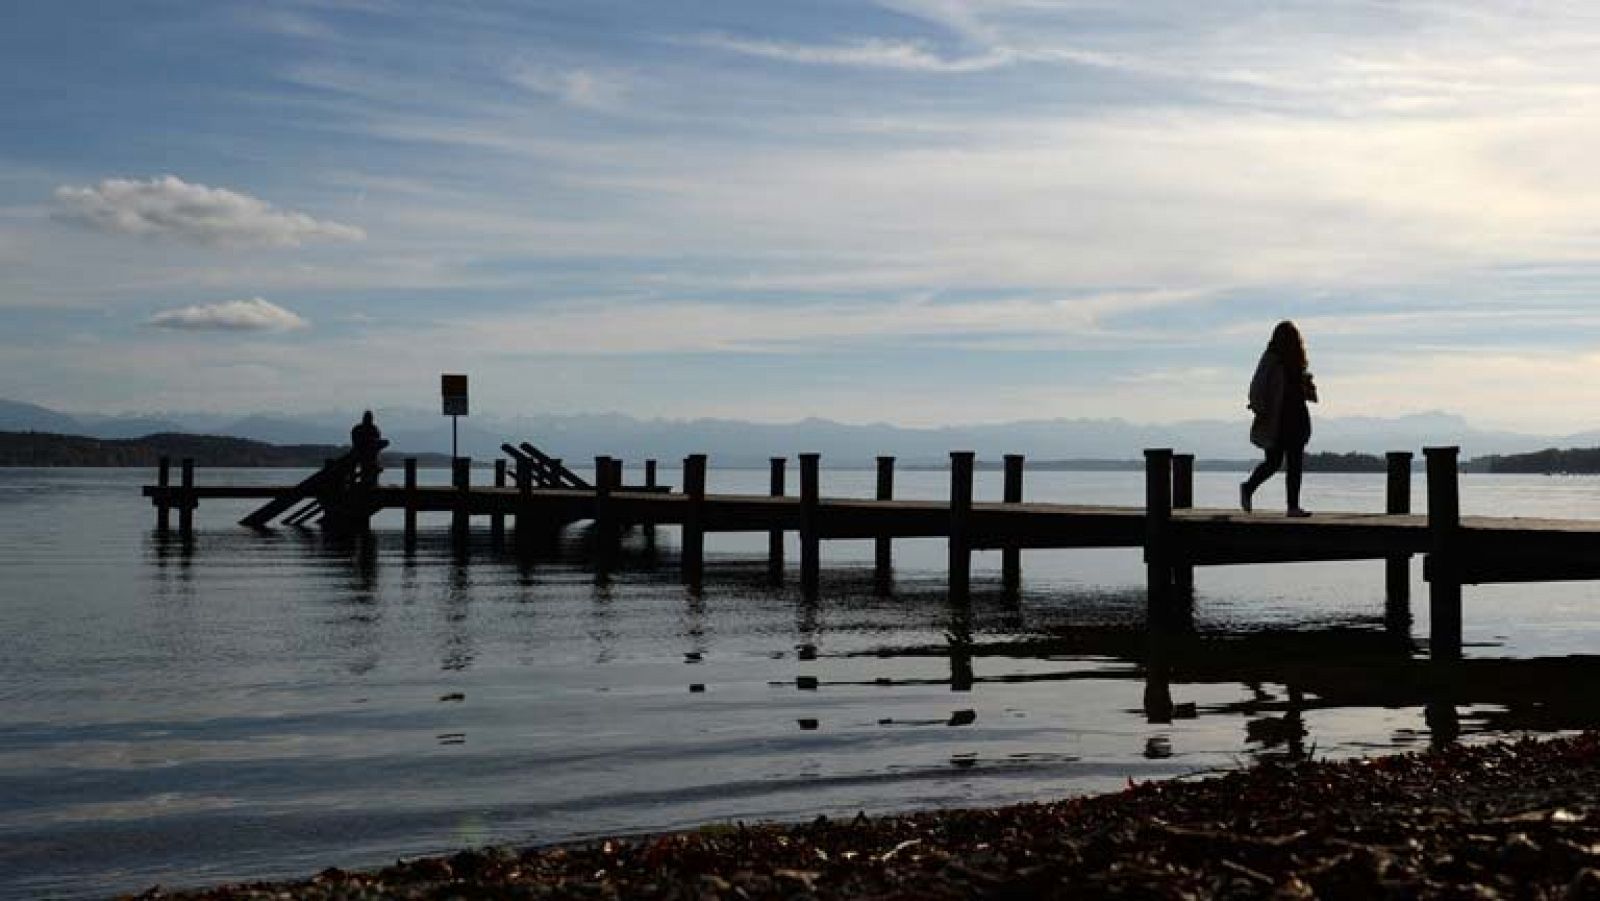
left=441, top=373, right=468, bottom=416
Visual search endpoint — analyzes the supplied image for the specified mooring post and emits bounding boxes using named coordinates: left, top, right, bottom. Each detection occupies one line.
left=1144, top=448, right=1174, bottom=631
left=594, top=455, right=615, bottom=560
left=1425, top=446, right=1462, bottom=660
left=1171, top=453, right=1195, bottom=599
left=403, top=458, right=418, bottom=543
left=949, top=451, right=975, bottom=602
left=875, top=456, right=895, bottom=582
left=611, top=458, right=624, bottom=490
left=491, top=459, right=507, bottom=542
left=156, top=456, right=171, bottom=533
left=1001, top=454, right=1024, bottom=594
left=515, top=457, right=532, bottom=545
left=1386, top=451, right=1413, bottom=633
left=683, top=454, right=707, bottom=590
left=449, top=457, right=472, bottom=541
left=769, top=457, right=787, bottom=582
left=177, top=458, right=196, bottom=538
left=646, top=459, right=658, bottom=489
left=799, top=453, right=820, bottom=597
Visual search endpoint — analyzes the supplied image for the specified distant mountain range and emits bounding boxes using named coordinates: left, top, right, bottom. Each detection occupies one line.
left=4, top=397, right=1597, bottom=467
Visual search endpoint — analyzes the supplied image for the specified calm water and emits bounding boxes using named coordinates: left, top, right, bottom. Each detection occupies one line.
left=7, top=466, right=1600, bottom=899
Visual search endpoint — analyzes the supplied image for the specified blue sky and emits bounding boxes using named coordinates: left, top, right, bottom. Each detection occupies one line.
left=5, top=1, right=1600, bottom=431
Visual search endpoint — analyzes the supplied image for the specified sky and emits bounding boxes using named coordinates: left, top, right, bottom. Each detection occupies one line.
left=5, top=1, right=1600, bottom=432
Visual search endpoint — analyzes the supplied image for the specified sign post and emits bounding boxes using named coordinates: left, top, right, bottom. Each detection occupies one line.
left=441, top=373, right=468, bottom=460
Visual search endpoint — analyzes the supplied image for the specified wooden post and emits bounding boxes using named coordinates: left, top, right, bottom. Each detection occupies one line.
left=491, top=459, right=507, bottom=542
left=611, top=458, right=624, bottom=490
left=156, top=457, right=171, bottom=533
left=646, top=459, right=658, bottom=489
left=1171, top=453, right=1195, bottom=599
left=515, top=457, right=532, bottom=545
left=875, top=456, right=895, bottom=582
left=799, top=453, right=820, bottom=597
left=451, top=457, right=471, bottom=541
left=403, top=458, right=418, bottom=543
left=949, top=451, right=975, bottom=602
left=1002, top=454, right=1024, bottom=594
left=683, top=454, right=707, bottom=590
left=769, top=457, right=786, bottom=582
left=1144, top=449, right=1174, bottom=632
left=594, top=455, right=615, bottom=560
left=1425, top=446, right=1462, bottom=660
left=1386, top=451, right=1413, bottom=634
left=177, top=458, right=195, bottom=538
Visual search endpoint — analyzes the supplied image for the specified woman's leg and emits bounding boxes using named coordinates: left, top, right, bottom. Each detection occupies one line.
left=1241, top=447, right=1284, bottom=511
left=1285, top=445, right=1305, bottom=511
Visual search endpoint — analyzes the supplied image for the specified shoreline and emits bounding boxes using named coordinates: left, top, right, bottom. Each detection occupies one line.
left=129, top=732, right=1600, bottom=899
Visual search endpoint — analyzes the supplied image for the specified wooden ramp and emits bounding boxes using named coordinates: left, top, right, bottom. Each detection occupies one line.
left=238, top=454, right=357, bottom=528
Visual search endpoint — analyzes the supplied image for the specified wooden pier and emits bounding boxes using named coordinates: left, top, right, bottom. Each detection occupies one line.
left=142, top=445, right=1600, bottom=659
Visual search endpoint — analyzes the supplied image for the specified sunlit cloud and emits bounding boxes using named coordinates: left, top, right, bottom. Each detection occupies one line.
left=55, top=176, right=365, bottom=248
left=148, top=297, right=310, bottom=332
left=695, top=33, right=1011, bottom=72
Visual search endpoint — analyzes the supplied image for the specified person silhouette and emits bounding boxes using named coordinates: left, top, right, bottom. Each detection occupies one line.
left=350, top=410, right=387, bottom=488
left=1241, top=321, right=1317, bottom=517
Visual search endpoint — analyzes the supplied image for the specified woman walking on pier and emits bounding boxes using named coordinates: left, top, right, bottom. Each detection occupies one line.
left=1241, top=321, right=1317, bottom=516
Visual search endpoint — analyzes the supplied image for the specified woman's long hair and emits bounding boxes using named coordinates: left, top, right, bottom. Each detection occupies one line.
left=1267, top=320, right=1308, bottom=373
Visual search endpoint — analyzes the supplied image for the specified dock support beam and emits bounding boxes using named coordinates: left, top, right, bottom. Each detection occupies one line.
left=594, top=456, right=616, bottom=562
left=949, top=451, right=975, bottom=602
left=451, top=457, right=471, bottom=542
left=646, top=459, right=658, bottom=489
left=156, top=457, right=171, bottom=533
left=1144, top=448, right=1174, bottom=632
left=682, top=454, right=707, bottom=591
left=875, top=456, right=895, bottom=585
left=1386, top=451, right=1413, bottom=634
left=769, top=457, right=786, bottom=582
left=1171, top=453, right=1194, bottom=600
left=491, top=459, right=507, bottom=543
left=178, top=458, right=195, bottom=539
left=799, top=453, right=820, bottom=597
left=1425, top=446, right=1462, bottom=660
left=514, top=458, right=532, bottom=546
left=1002, top=454, right=1023, bottom=595
left=403, top=458, right=418, bottom=544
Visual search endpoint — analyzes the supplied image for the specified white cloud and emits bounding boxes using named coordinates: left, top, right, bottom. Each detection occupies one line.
left=508, top=65, right=629, bottom=111
left=696, top=33, right=1011, bottom=72
left=148, top=297, right=310, bottom=332
left=54, top=176, right=365, bottom=247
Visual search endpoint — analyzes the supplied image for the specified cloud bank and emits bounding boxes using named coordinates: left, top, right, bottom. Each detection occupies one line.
left=55, top=176, right=365, bottom=247
left=148, top=297, right=310, bottom=332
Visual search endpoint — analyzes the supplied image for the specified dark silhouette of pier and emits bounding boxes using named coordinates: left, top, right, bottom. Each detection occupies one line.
left=143, top=444, right=1600, bottom=660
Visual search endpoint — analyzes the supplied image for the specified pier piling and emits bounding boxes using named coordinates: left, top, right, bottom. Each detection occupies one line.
left=682, top=454, right=707, bottom=590
left=876, top=456, right=895, bottom=584
left=156, top=457, right=171, bottom=533
left=949, top=451, right=975, bottom=601
left=491, top=459, right=507, bottom=542
left=1002, top=454, right=1024, bottom=594
left=769, top=457, right=786, bottom=582
left=178, top=458, right=195, bottom=539
left=595, top=456, right=616, bottom=561
left=646, top=459, right=657, bottom=489
left=451, top=457, right=472, bottom=541
left=1425, top=446, right=1463, bottom=660
left=404, top=458, right=418, bottom=543
left=1144, top=449, right=1174, bottom=631
left=799, top=454, right=820, bottom=597
left=1386, top=451, right=1413, bottom=632
left=515, top=457, right=532, bottom=545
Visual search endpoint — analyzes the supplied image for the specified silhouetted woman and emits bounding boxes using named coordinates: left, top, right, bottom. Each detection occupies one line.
left=1242, top=321, right=1317, bottom=516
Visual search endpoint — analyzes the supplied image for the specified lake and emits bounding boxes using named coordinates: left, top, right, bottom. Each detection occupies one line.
left=6, top=466, right=1600, bottom=899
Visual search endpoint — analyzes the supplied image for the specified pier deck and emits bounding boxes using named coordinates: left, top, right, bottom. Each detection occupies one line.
left=141, top=447, right=1600, bottom=659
